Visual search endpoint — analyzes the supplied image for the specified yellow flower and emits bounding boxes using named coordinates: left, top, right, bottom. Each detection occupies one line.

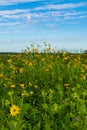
left=10, top=105, right=20, bottom=116
left=7, top=59, right=12, bottom=63
left=10, top=84, right=15, bottom=88
left=20, top=84, right=25, bottom=88
left=41, top=58, right=45, bottom=62
left=33, top=48, right=37, bottom=52
left=81, top=69, right=85, bottom=73
left=19, top=68, right=24, bottom=73
left=29, top=91, right=34, bottom=95
left=0, top=73, right=3, bottom=77
left=81, top=74, right=86, bottom=80
left=34, top=85, right=38, bottom=88
left=57, top=50, right=60, bottom=53
left=64, top=57, right=68, bottom=60
left=64, top=84, right=70, bottom=87
left=21, top=93, right=24, bottom=97
left=29, top=82, right=32, bottom=86
left=84, top=65, right=87, bottom=69
left=45, top=68, right=49, bottom=72
left=29, top=62, right=33, bottom=67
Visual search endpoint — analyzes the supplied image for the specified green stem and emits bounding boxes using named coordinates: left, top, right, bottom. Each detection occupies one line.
left=2, top=98, right=4, bottom=109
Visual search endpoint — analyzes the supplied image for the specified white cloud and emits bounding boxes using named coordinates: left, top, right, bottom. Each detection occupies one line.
left=0, top=1, right=87, bottom=31
left=63, top=11, right=87, bottom=20
left=46, top=23, right=56, bottom=29
left=0, top=9, right=28, bottom=15
left=35, top=2, right=87, bottom=10
left=79, top=15, right=87, bottom=19
left=0, top=9, right=32, bottom=23
left=0, top=8, right=87, bottom=28
left=26, top=14, right=32, bottom=22
left=0, top=21, right=22, bottom=27
left=0, top=0, right=42, bottom=5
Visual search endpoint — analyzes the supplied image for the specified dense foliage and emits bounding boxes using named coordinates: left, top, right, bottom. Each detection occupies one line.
left=0, top=45, right=87, bottom=130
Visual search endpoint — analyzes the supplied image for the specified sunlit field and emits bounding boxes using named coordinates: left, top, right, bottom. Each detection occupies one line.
left=0, top=44, right=87, bottom=130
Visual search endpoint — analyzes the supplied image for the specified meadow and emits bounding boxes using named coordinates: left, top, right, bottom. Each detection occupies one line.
left=0, top=44, right=87, bottom=130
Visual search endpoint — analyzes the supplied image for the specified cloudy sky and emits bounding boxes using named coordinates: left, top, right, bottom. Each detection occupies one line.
left=0, top=0, right=87, bottom=52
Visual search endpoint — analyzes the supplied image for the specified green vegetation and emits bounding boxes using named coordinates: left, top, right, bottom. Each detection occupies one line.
left=0, top=44, right=87, bottom=130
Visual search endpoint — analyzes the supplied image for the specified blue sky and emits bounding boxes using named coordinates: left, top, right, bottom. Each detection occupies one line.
left=0, top=0, right=87, bottom=52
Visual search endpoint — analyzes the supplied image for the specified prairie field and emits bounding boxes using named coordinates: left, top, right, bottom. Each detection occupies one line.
left=0, top=45, right=87, bottom=130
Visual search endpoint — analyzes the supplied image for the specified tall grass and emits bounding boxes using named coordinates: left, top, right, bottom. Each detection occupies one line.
left=0, top=44, right=87, bottom=130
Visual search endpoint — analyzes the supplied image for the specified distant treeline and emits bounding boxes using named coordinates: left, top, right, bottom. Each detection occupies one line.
left=0, top=49, right=87, bottom=55
left=0, top=52, right=22, bottom=54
